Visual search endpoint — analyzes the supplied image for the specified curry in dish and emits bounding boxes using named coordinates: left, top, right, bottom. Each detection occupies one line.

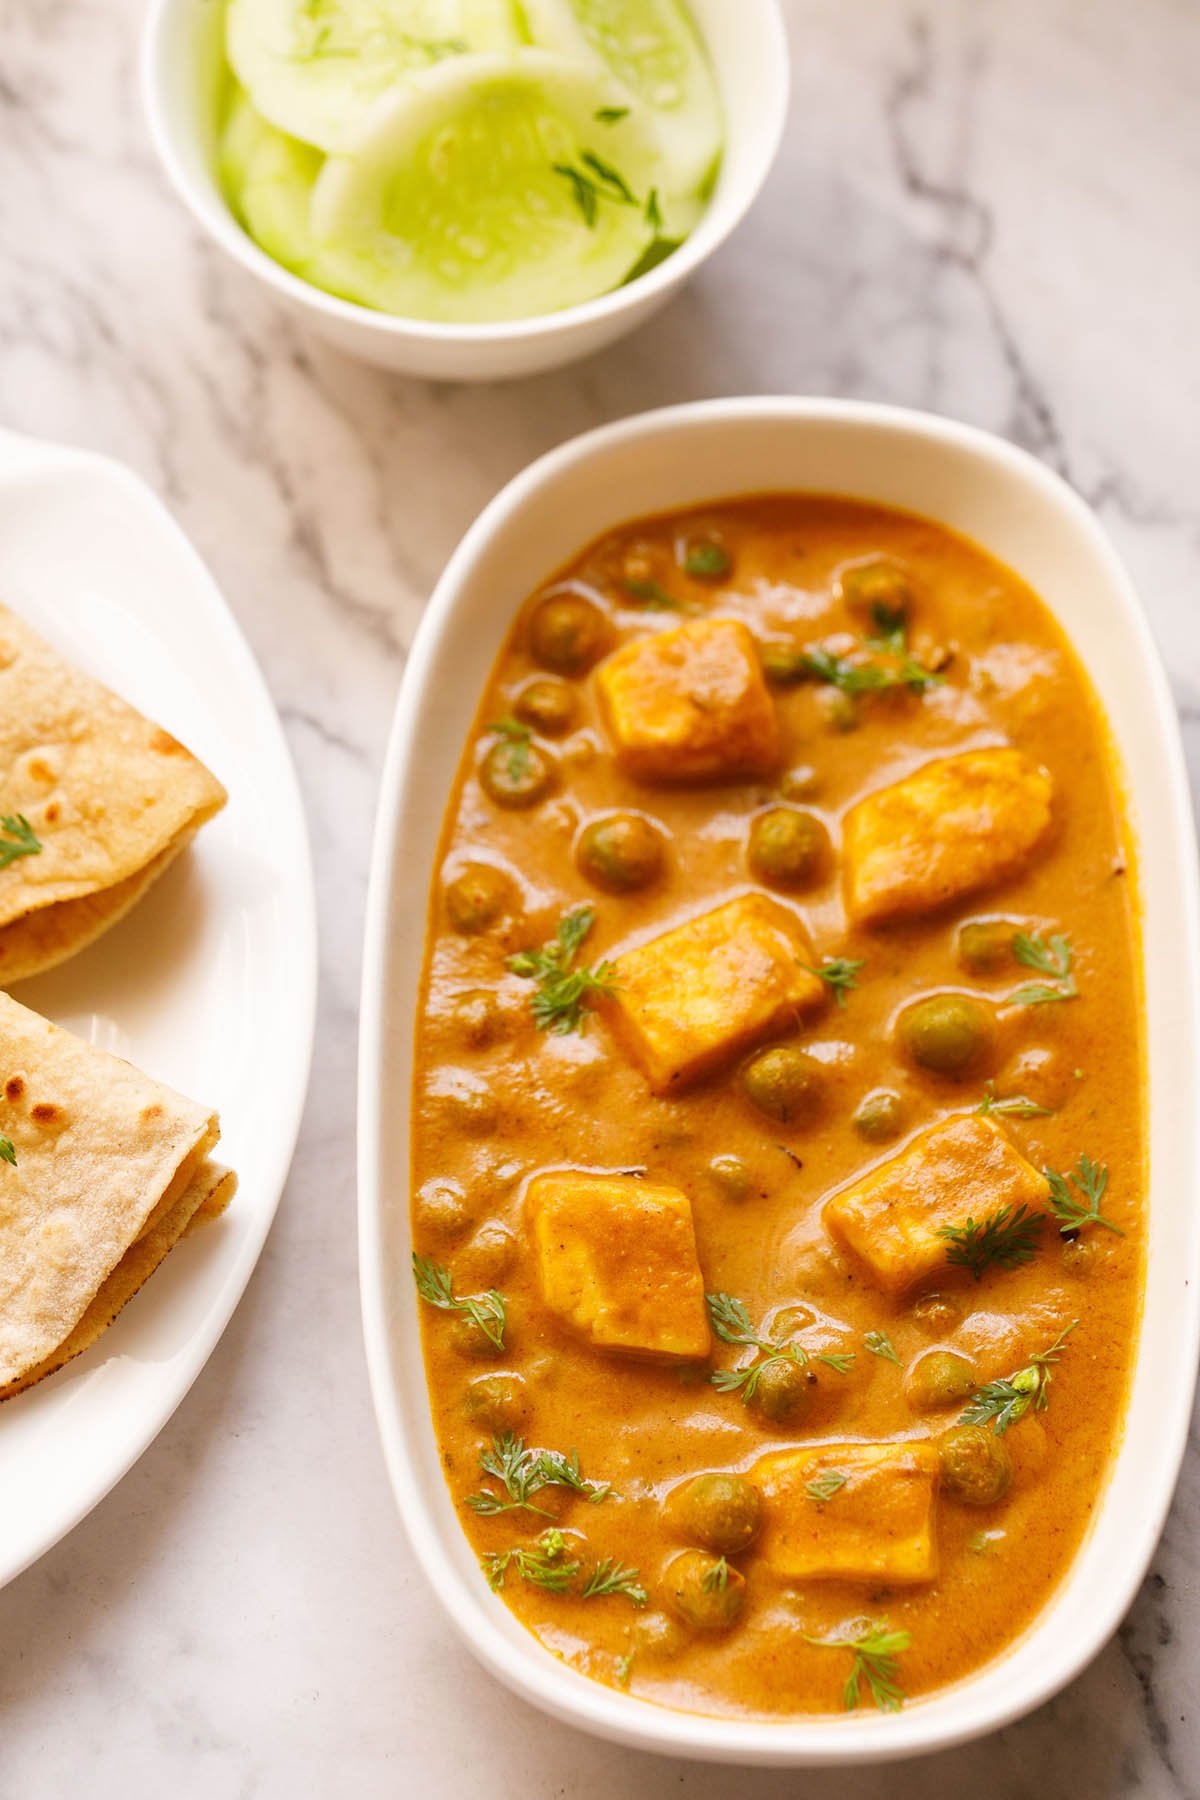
left=410, top=494, right=1143, bottom=1718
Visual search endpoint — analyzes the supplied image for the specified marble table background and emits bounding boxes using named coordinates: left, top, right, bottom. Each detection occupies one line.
left=1, top=0, right=1198, bottom=1792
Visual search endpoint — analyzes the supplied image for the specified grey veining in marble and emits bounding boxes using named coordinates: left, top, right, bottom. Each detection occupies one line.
left=1, top=0, right=1198, bottom=1793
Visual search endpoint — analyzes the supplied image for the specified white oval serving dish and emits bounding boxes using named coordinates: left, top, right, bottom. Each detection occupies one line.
left=358, top=397, right=1200, bottom=1763
left=0, top=425, right=317, bottom=1591
left=141, top=0, right=790, bottom=381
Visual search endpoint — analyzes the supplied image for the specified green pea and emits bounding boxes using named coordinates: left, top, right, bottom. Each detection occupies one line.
left=853, top=1088, right=904, bottom=1143
left=448, top=1314, right=505, bottom=1361
left=670, top=1473, right=763, bottom=1554
left=680, top=534, right=732, bottom=581
left=758, top=638, right=809, bottom=685
left=708, top=1154, right=753, bottom=1201
left=479, top=736, right=555, bottom=810
left=839, top=558, right=913, bottom=627
left=577, top=813, right=664, bottom=893
left=444, top=863, right=511, bottom=934
left=898, top=993, right=994, bottom=1077
left=906, top=1350, right=977, bottom=1411
left=633, top=1610, right=690, bottom=1660
left=747, top=1355, right=813, bottom=1425
left=742, top=1046, right=825, bottom=1124
left=957, top=918, right=1016, bottom=975
left=780, top=765, right=820, bottom=800
left=452, top=989, right=506, bottom=1048
left=1061, top=1235, right=1098, bottom=1274
left=820, top=688, right=860, bottom=733
left=528, top=594, right=613, bottom=674
left=513, top=678, right=575, bottom=736
left=910, top=1292, right=961, bottom=1336
left=938, top=1424, right=1012, bottom=1505
left=665, top=1550, right=746, bottom=1632
left=747, top=807, right=829, bottom=890
left=464, top=1373, right=528, bottom=1435
left=414, top=1179, right=472, bottom=1241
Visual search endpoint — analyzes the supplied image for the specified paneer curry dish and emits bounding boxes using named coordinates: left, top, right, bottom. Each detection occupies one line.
left=409, top=493, right=1144, bottom=1720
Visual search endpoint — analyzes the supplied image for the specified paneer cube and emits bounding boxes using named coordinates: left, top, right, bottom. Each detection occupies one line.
left=843, top=748, right=1053, bottom=925
left=823, top=1114, right=1049, bottom=1294
left=525, top=1172, right=710, bottom=1360
left=754, top=1440, right=939, bottom=1584
left=606, top=893, right=826, bottom=1092
left=594, top=618, right=780, bottom=782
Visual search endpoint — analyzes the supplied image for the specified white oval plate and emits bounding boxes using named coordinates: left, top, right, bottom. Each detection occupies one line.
left=0, top=425, right=316, bottom=1590
left=359, top=398, right=1200, bottom=1764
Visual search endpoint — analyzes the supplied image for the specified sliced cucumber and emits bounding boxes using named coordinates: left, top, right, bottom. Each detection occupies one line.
left=519, top=0, right=722, bottom=201
left=309, top=50, right=662, bottom=322
left=226, top=0, right=523, bottom=152
left=219, top=87, right=326, bottom=277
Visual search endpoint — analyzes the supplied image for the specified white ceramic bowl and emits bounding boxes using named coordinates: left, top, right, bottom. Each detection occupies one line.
left=359, top=398, right=1200, bottom=1763
left=141, top=0, right=789, bottom=381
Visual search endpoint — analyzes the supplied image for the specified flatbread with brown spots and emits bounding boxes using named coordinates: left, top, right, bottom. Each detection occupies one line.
left=0, top=603, right=226, bottom=984
left=0, top=991, right=236, bottom=1397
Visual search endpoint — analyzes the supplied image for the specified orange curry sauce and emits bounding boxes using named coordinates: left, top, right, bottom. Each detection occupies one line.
left=410, top=495, right=1144, bottom=1720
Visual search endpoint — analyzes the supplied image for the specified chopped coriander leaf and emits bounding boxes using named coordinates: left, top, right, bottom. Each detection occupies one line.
left=581, top=1558, right=648, bottom=1607
left=804, top=955, right=865, bottom=1007
left=0, top=1136, right=15, bottom=1167
left=712, top=1344, right=807, bottom=1401
left=1045, top=1155, right=1123, bottom=1236
left=705, top=1291, right=774, bottom=1353
left=706, top=1291, right=852, bottom=1401
left=507, top=905, right=616, bottom=1034
left=467, top=1432, right=610, bottom=1517
left=614, top=1649, right=635, bottom=1686
left=623, top=576, right=688, bottom=610
left=412, top=1254, right=506, bottom=1350
left=0, top=814, right=42, bottom=871
left=938, top=1203, right=1044, bottom=1280
left=484, top=1528, right=580, bottom=1593
left=701, top=1555, right=730, bottom=1592
left=595, top=105, right=630, bottom=124
left=976, top=1082, right=1054, bottom=1119
left=864, top=1329, right=900, bottom=1365
left=682, top=540, right=731, bottom=579
left=865, top=598, right=908, bottom=654
left=802, top=645, right=942, bottom=697
left=486, top=715, right=533, bottom=781
left=644, top=186, right=663, bottom=233
left=1010, top=930, right=1078, bottom=1004
left=804, top=1470, right=848, bottom=1503
left=622, top=234, right=682, bottom=284
left=803, top=1618, right=912, bottom=1713
left=960, top=1320, right=1079, bottom=1434
left=553, top=161, right=599, bottom=226
left=580, top=150, right=637, bottom=205
left=554, top=150, right=643, bottom=227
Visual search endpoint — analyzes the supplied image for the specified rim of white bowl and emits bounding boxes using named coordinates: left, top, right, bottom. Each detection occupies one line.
left=358, top=396, right=1200, bottom=1765
left=139, top=0, right=791, bottom=346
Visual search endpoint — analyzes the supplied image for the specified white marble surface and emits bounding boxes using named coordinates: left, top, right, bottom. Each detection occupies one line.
left=1, top=0, right=1198, bottom=1792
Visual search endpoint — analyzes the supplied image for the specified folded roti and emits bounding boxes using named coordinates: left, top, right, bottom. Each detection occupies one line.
left=0, top=603, right=227, bottom=984
left=0, top=992, right=236, bottom=1397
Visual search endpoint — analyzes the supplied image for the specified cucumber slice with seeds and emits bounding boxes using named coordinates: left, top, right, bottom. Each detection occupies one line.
left=309, top=50, right=663, bottom=322
left=519, top=0, right=722, bottom=199
left=226, top=0, right=523, bottom=152
left=219, top=87, right=327, bottom=275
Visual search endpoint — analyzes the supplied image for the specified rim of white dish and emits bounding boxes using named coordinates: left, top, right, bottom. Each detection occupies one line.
left=357, top=396, right=1200, bottom=1764
left=139, top=0, right=790, bottom=346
